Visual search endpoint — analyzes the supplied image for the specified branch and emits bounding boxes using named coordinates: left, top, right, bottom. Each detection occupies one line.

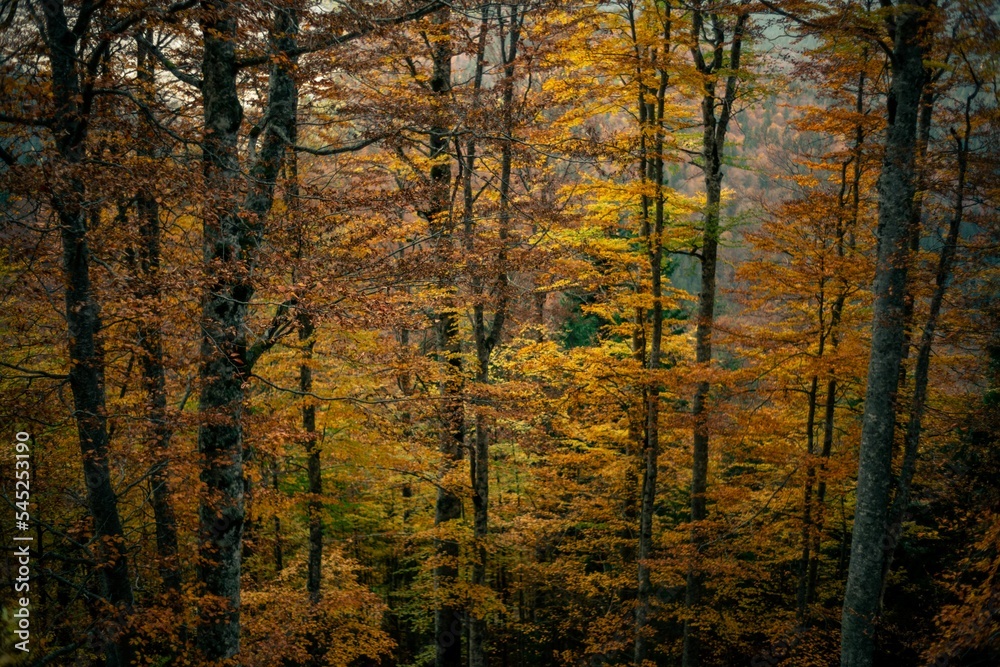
left=235, top=1, right=446, bottom=69
left=279, top=130, right=385, bottom=156
left=245, top=298, right=298, bottom=370
left=135, top=34, right=202, bottom=88
left=91, top=88, right=193, bottom=145
left=0, top=361, right=69, bottom=380
left=756, top=0, right=894, bottom=60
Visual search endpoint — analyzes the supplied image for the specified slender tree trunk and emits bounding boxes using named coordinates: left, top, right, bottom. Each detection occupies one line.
left=196, top=4, right=298, bottom=658
left=797, top=373, right=821, bottom=619
left=840, top=4, right=930, bottom=665
left=897, top=88, right=936, bottom=390
left=135, top=31, right=181, bottom=595
left=279, top=66, right=322, bottom=603
left=624, top=0, right=648, bottom=573
left=683, top=10, right=747, bottom=666
left=425, top=9, right=463, bottom=667
left=273, top=461, right=283, bottom=571
left=39, top=3, right=135, bottom=664
left=880, top=80, right=976, bottom=606
left=635, top=21, right=669, bottom=664
left=468, top=7, right=499, bottom=666
left=301, top=278, right=322, bottom=601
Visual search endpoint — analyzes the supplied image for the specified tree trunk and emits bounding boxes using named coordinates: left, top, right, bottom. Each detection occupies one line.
left=40, top=3, right=135, bottom=664
left=280, top=67, right=322, bottom=603
left=635, top=21, right=669, bottom=664
left=880, top=79, right=976, bottom=606
left=273, top=460, right=283, bottom=572
left=426, top=9, right=463, bottom=667
left=808, top=67, right=868, bottom=603
left=196, top=4, right=298, bottom=659
left=468, top=7, right=504, bottom=667
left=897, top=88, right=936, bottom=390
left=683, top=10, right=746, bottom=666
left=302, top=312, right=323, bottom=601
left=797, top=374, right=821, bottom=620
left=840, top=4, right=930, bottom=665
left=136, top=31, right=181, bottom=595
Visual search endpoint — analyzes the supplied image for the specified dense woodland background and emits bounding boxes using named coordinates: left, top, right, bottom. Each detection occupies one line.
left=1, top=1, right=999, bottom=666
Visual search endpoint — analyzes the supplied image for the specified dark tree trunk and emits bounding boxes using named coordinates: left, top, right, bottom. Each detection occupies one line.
left=273, top=459, right=283, bottom=572
left=302, top=312, right=323, bottom=601
left=468, top=7, right=504, bottom=667
left=426, top=9, right=463, bottom=667
left=39, top=3, right=135, bottom=665
left=880, top=78, right=976, bottom=606
left=136, top=30, right=181, bottom=595
left=622, top=1, right=647, bottom=609
left=840, top=4, right=931, bottom=665
left=683, top=9, right=746, bottom=667
left=808, top=68, right=868, bottom=603
left=797, top=374, right=821, bottom=620
left=195, top=4, right=298, bottom=659
left=897, top=88, right=936, bottom=389
left=634, top=17, right=669, bottom=664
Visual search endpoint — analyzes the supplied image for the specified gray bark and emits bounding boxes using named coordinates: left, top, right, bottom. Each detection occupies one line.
left=880, top=76, right=977, bottom=607
left=840, top=3, right=931, bottom=665
left=195, top=3, right=298, bottom=659
left=38, top=2, right=135, bottom=664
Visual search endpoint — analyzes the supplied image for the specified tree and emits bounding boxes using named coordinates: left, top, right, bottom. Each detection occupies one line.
left=840, top=3, right=935, bottom=665
left=683, top=4, right=749, bottom=665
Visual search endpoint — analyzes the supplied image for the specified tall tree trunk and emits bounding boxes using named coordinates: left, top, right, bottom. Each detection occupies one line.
left=468, top=6, right=501, bottom=667
left=272, top=460, right=283, bottom=572
left=635, top=18, right=669, bottom=664
left=623, top=0, right=648, bottom=583
left=683, top=9, right=746, bottom=666
left=840, top=4, right=930, bottom=666
left=426, top=8, right=463, bottom=667
left=277, top=67, right=321, bottom=601
left=302, top=311, right=322, bottom=601
left=39, top=3, right=135, bottom=664
left=195, top=4, right=248, bottom=655
left=897, top=87, right=937, bottom=389
left=136, top=30, right=181, bottom=596
left=290, top=115, right=323, bottom=601
left=879, top=78, right=977, bottom=606
left=797, top=373, right=821, bottom=620
left=196, top=4, right=298, bottom=658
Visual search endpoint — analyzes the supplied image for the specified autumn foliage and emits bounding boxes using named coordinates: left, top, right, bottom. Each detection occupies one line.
left=1, top=1, right=999, bottom=667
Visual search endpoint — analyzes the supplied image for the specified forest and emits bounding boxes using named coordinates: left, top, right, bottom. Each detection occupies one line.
left=0, top=0, right=998, bottom=666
